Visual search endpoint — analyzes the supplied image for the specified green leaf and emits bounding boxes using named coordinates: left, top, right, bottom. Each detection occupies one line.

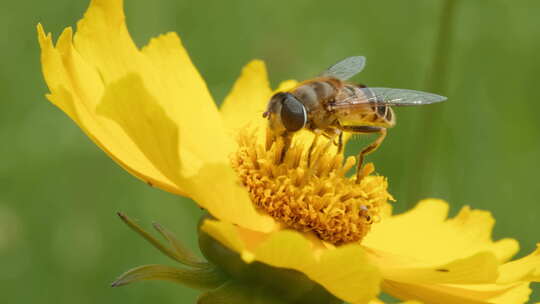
left=118, top=212, right=210, bottom=268
left=111, top=264, right=227, bottom=291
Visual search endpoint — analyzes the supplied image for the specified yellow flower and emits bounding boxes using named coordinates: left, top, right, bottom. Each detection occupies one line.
left=37, top=0, right=539, bottom=303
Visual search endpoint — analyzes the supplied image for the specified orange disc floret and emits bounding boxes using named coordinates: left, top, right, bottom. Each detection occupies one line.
left=231, top=129, right=393, bottom=245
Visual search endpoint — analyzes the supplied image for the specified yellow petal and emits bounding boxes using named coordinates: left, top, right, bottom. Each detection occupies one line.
left=140, top=32, right=236, bottom=175
left=364, top=199, right=536, bottom=303
left=38, top=24, right=182, bottom=195
left=182, top=163, right=275, bottom=233
left=484, top=282, right=532, bottom=304
left=96, top=75, right=274, bottom=233
left=39, top=0, right=235, bottom=192
left=73, top=0, right=137, bottom=82
left=38, top=0, right=275, bottom=232
left=369, top=299, right=422, bottom=304
left=96, top=73, right=182, bottom=183
left=363, top=199, right=519, bottom=266
left=498, top=244, right=540, bottom=283
left=73, top=0, right=234, bottom=174
left=382, top=280, right=531, bottom=304
left=220, top=60, right=273, bottom=135
left=370, top=250, right=499, bottom=285
left=202, top=219, right=382, bottom=304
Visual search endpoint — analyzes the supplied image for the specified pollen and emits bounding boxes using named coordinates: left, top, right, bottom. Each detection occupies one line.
left=231, top=129, right=394, bottom=245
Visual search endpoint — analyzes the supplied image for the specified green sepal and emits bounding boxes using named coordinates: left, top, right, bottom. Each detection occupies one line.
left=117, top=212, right=208, bottom=268
left=111, top=264, right=227, bottom=291
left=152, top=221, right=207, bottom=267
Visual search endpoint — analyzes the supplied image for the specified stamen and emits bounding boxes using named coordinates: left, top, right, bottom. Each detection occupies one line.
left=231, top=129, right=393, bottom=245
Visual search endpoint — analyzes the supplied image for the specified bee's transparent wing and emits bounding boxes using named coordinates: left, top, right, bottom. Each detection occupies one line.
left=319, top=56, right=366, bottom=80
left=330, top=87, right=447, bottom=109
left=361, top=87, right=447, bottom=106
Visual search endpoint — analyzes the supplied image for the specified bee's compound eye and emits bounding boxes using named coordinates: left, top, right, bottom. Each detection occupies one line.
left=281, top=94, right=307, bottom=132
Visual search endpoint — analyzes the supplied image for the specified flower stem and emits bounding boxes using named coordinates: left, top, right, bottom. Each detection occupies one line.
left=406, top=0, right=459, bottom=206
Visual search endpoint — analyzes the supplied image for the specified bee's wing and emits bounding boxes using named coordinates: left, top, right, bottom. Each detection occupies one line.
left=330, top=87, right=447, bottom=109
left=319, top=56, right=366, bottom=80
left=364, top=88, right=447, bottom=106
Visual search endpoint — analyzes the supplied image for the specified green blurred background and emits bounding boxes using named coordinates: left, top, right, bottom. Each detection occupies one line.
left=1, top=0, right=539, bottom=303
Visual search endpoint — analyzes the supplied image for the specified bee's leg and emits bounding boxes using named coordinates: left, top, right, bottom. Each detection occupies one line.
left=307, top=132, right=321, bottom=167
left=356, top=128, right=386, bottom=183
left=278, top=132, right=293, bottom=164
left=337, top=131, right=344, bottom=153
left=266, top=126, right=277, bottom=151
left=266, top=127, right=293, bottom=163
left=340, top=126, right=387, bottom=183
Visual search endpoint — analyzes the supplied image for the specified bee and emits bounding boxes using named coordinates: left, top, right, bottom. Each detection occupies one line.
left=263, top=56, right=446, bottom=182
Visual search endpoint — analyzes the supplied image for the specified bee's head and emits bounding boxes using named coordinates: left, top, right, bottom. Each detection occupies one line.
left=263, top=92, right=307, bottom=133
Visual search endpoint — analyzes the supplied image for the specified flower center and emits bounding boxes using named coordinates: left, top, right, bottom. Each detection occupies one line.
left=231, top=129, right=393, bottom=245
